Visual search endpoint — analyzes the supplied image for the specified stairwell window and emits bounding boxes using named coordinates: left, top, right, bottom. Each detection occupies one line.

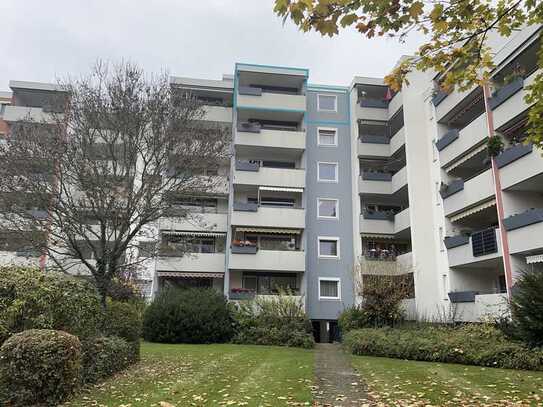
left=317, top=94, right=337, bottom=112
left=319, top=278, right=341, bottom=300
left=318, top=128, right=338, bottom=147
left=318, top=162, right=338, bottom=183
left=317, top=198, right=338, bottom=219
left=318, top=237, right=340, bottom=258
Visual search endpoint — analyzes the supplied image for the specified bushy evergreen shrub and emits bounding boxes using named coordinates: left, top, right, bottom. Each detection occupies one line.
left=143, top=288, right=234, bottom=343
left=510, top=269, right=543, bottom=347
left=0, top=329, right=81, bottom=406
left=103, top=299, right=143, bottom=343
left=0, top=267, right=102, bottom=342
left=344, top=324, right=543, bottom=371
left=338, top=307, right=370, bottom=333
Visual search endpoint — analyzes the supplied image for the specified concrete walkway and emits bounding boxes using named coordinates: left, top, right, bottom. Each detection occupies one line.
left=313, top=343, right=370, bottom=406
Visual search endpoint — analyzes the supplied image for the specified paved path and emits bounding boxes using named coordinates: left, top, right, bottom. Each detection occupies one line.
left=313, top=343, right=370, bottom=406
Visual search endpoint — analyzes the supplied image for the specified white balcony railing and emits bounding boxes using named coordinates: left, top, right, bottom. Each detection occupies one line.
left=234, top=166, right=305, bottom=189
left=235, top=128, right=305, bottom=150
left=156, top=253, right=225, bottom=273
left=229, top=249, right=305, bottom=272
left=231, top=206, right=305, bottom=229
left=237, top=91, right=306, bottom=112
left=443, top=169, right=495, bottom=217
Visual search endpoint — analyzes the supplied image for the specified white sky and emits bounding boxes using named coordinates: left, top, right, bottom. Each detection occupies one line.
left=0, top=0, right=423, bottom=91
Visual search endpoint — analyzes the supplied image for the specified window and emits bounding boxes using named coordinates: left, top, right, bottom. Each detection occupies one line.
left=318, top=237, right=339, bottom=258
left=318, top=162, right=338, bottom=183
left=242, top=273, right=299, bottom=295
left=317, top=94, right=337, bottom=112
left=318, top=128, right=337, bottom=146
left=319, top=278, right=341, bottom=300
left=317, top=198, right=338, bottom=219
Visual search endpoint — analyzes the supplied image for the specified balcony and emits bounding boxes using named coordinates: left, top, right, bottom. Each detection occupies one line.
left=435, top=129, right=459, bottom=151
left=499, top=144, right=543, bottom=190
left=159, top=212, right=228, bottom=233
left=2, top=106, right=54, bottom=123
left=432, top=89, right=449, bottom=107
left=237, top=87, right=306, bottom=112
left=359, top=167, right=407, bottom=195
left=439, top=115, right=488, bottom=167
left=357, top=128, right=405, bottom=158
left=493, top=70, right=540, bottom=129
left=229, top=249, right=305, bottom=272
left=446, top=228, right=501, bottom=268
left=359, top=207, right=410, bottom=236
left=359, top=99, right=388, bottom=109
left=434, top=85, right=478, bottom=123
left=504, top=209, right=543, bottom=255
left=442, top=169, right=495, bottom=217
left=489, top=78, right=524, bottom=110
left=234, top=164, right=305, bottom=189
left=202, top=105, right=232, bottom=123
left=355, top=103, right=388, bottom=121
left=235, top=126, right=305, bottom=151
left=231, top=206, right=305, bottom=229
left=156, top=253, right=225, bottom=273
left=451, top=293, right=509, bottom=322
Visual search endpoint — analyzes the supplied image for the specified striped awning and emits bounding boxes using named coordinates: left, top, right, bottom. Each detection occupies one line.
left=157, top=272, right=224, bottom=278
left=360, top=233, right=395, bottom=239
left=526, top=254, right=543, bottom=264
left=259, top=186, right=304, bottom=193
left=445, top=144, right=487, bottom=173
left=161, top=230, right=226, bottom=237
left=449, top=199, right=496, bottom=222
left=236, top=227, right=301, bottom=234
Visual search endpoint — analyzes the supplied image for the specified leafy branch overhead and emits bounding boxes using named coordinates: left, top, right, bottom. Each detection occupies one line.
left=273, top=0, right=543, bottom=148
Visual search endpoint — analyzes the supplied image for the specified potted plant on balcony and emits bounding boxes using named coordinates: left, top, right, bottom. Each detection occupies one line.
left=487, top=134, right=505, bottom=157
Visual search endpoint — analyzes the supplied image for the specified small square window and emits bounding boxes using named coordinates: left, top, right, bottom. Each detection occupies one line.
left=318, top=237, right=339, bottom=258
left=318, top=199, right=338, bottom=219
left=319, top=278, right=340, bottom=300
left=317, top=94, right=337, bottom=112
left=318, top=162, right=338, bottom=182
left=318, top=128, right=337, bottom=146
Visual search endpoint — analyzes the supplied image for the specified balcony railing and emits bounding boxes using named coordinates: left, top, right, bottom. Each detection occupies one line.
left=359, top=134, right=390, bottom=144
left=238, top=86, right=262, bottom=96
left=362, top=209, right=395, bottom=221
left=448, top=291, right=478, bottom=303
left=489, top=78, right=524, bottom=110
left=503, top=208, right=543, bottom=231
left=233, top=202, right=258, bottom=212
left=359, top=99, right=389, bottom=109
left=471, top=228, right=498, bottom=257
left=444, top=234, right=470, bottom=249
left=496, top=143, right=533, bottom=168
left=439, top=179, right=464, bottom=199
left=231, top=245, right=258, bottom=254
left=235, top=161, right=260, bottom=172
left=361, top=170, right=392, bottom=181
left=435, top=129, right=460, bottom=151
left=237, top=122, right=262, bottom=133
left=432, top=89, right=449, bottom=106
left=229, top=289, right=256, bottom=300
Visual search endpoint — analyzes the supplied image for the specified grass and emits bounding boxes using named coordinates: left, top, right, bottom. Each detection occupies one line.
left=65, top=342, right=314, bottom=407
left=352, top=355, right=543, bottom=406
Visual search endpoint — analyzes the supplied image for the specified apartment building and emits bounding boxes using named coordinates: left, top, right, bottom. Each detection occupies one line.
left=1, top=25, right=542, bottom=338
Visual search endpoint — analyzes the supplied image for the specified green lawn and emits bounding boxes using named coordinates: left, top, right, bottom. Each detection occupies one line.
left=65, top=342, right=313, bottom=407
left=352, top=355, right=543, bottom=406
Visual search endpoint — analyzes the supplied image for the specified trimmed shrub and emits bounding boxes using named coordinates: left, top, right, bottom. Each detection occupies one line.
left=0, top=267, right=103, bottom=342
left=232, top=292, right=314, bottom=348
left=511, top=269, right=543, bottom=347
left=344, top=324, right=543, bottom=371
left=338, top=307, right=370, bottom=333
left=143, top=288, right=234, bottom=343
left=103, top=299, right=143, bottom=343
left=107, top=277, right=143, bottom=302
left=80, top=336, right=137, bottom=384
left=0, top=329, right=81, bottom=406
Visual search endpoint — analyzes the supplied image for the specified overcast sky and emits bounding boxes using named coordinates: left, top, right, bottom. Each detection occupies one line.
left=1, top=0, right=423, bottom=91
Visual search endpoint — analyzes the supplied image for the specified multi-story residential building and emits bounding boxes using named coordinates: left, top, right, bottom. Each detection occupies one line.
left=1, top=25, right=542, bottom=341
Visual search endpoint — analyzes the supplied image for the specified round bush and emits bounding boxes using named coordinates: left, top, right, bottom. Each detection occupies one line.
left=0, top=329, right=81, bottom=406
left=80, top=336, right=137, bottom=384
left=511, top=269, right=543, bottom=347
left=0, top=267, right=103, bottom=341
left=143, top=288, right=234, bottom=343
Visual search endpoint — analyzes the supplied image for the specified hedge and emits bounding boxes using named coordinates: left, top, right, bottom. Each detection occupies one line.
left=344, top=324, right=543, bottom=371
left=80, top=336, right=138, bottom=384
left=0, top=267, right=102, bottom=343
left=143, top=288, right=234, bottom=344
left=0, top=329, right=81, bottom=406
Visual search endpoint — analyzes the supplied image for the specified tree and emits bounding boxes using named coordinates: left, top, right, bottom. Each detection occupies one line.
left=0, top=62, right=230, bottom=304
left=273, top=0, right=543, bottom=149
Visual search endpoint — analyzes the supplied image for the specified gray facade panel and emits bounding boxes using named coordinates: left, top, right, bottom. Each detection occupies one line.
left=305, top=90, right=355, bottom=320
